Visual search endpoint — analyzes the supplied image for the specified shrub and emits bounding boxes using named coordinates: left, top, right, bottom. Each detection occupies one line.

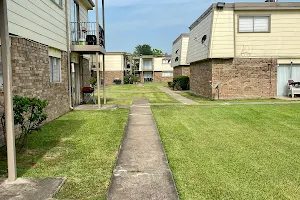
left=90, top=77, right=97, bottom=87
left=1, top=96, right=48, bottom=150
left=124, top=75, right=138, bottom=84
left=168, top=82, right=175, bottom=88
left=173, top=76, right=190, bottom=90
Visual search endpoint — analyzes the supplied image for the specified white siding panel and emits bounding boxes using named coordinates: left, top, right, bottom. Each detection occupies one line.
left=153, top=57, right=173, bottom=71
left=7, top=0, right=67, bottom=51
left=99, top=55, right=124, bottom=71
left=187, top=12, right=213, bottom=63
left=180, top=37, right=189, bottom=66
left=235, top=10, right=300, bottom=58
left=171, top=39, right=181, bottom=67
left=210, top=10, right=234, bottom=58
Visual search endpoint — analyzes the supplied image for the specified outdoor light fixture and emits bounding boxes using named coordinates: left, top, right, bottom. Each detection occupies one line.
left=217, top=2, right=225, bottom=9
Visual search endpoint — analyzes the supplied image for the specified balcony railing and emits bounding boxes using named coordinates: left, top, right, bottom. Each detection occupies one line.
left=71, top=22, right=105, bottom=48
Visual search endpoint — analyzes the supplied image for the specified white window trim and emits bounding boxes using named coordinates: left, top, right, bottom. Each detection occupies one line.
left=51, top=0, right=63, bottom=8
left=238, top=15, right=271, bottom=33
left=162, top=72, right=173, bottom=77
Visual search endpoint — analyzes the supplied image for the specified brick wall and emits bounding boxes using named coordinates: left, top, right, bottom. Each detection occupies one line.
left=0, top=38, right=70, bottom=146
left=190, top=60, right=213, bottom=98
left=105, top=71, right=124, bottom=85
left=154, top=72, right=173, bottom=83
left=189, top=58, right=277, bottom=99
left=154, top=72, right=162, bottom=82
left=212, top=58, right=277, bottom=99
left=174, top=66, right=190, bottom=77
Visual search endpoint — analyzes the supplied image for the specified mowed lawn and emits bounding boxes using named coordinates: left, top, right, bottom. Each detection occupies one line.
left=177, top=91, right=297, bottom=104
left=0, top=109, right=129, bottom=199
left=98, top=83, right=178, bottom=105
left=152, top=104, right=300, bottom=200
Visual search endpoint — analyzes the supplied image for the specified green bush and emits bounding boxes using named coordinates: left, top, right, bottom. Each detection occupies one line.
left=168, top=82, right=175, bottom=88
left=1, top=96, right=48, bottom=150
left=124, top=75, right=138, bottom=84
left=173, top=76, right=190, bottom=90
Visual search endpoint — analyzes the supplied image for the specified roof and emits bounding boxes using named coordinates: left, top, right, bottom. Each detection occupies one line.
left=173, top=33, right=190, bottom=45
left=83, top=0, right=95, bottom=10
left=106, top=52, right=127, bottom=55
left=189, top=2, right=300, bottom=30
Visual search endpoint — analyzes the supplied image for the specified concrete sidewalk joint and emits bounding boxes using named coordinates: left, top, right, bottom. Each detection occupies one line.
left=107, top=98, right=179, bottom=200
left=158, top=86, right=198, bottom=105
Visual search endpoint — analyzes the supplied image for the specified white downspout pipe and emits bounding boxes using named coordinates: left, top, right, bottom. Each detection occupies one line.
left=65, top=0, right=73, bottom=109
left=0, top=0, right=17, bottom=182
left=96, top=0, right=101, bottom=108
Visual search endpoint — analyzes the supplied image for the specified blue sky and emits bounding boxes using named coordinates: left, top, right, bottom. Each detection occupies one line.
left=89, top=0, right=298, bottom=54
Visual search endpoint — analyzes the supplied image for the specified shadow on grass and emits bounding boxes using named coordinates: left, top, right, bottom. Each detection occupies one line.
left=0, top=118, right=85, bottom=178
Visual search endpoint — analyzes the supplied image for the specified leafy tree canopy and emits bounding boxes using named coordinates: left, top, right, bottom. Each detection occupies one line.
left=133, top=44, right=164, bottom=57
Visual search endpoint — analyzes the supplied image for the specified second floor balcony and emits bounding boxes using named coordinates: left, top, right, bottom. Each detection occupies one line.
left=71, top=22, right=106, bottom=54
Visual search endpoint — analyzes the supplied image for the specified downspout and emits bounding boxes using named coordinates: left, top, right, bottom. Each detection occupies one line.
left=65, top=0, right=73, bottom=109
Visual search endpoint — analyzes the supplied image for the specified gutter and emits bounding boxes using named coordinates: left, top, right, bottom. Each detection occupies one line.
left=65, top=0, right=73, bottom=110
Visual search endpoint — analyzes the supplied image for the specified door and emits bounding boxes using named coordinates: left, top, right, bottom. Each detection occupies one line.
left=277, top=64, right=300, bottom=96
left=71, top=0, right=80, bottom=43
left=71, top=63, right=81, bottom=105
left=144, top=72, right=153, bottom=82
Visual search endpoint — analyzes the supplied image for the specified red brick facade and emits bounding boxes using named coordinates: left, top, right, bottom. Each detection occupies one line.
left=190, top=58, right=277, bottom=99
left=174, top=66, right=190, bottom=78
left=154, top=72, right=173, bottom=83
left=105, top=71, right=124, bottom=85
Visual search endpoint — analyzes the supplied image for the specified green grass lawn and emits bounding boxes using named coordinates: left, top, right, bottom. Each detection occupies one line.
left=152, top=104, right=300, bottom=200
left=0, top=109, right=129, bottom=199
left=178, top=91, right=297, bottom=104
left=106, top=82, right=167, bottom=92
left=96, top=83, right=178, bottom=105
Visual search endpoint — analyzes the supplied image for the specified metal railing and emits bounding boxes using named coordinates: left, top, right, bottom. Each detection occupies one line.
left=71, top=22, right=105, bottom=48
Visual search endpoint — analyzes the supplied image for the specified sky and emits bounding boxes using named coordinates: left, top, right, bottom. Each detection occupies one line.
left=89, top=0, right=299, bottom=54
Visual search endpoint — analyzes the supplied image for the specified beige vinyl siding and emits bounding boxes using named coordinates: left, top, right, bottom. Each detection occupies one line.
left=235, top=10, right=300, bottom=58
left=187, top=11, right=213, bottom=63
left=98, top=54, right=124, bottom=71
left=210, top=9, right=234, bottom=58
left=277, top=59, right=300, bottom=64
left=180, top=37, right=189, bottom=65
left=171, top=38, right=182, bottom=67
left=154, top=57, right=173, bottom=72
left=78, top=1, right=88, bottom=22
left=7, top=0, right=67, bottom=51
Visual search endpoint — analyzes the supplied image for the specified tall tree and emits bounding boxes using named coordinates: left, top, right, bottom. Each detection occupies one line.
left=133, top=44, right=153, bottom=56
left=152, top=48, right=164, bottom=57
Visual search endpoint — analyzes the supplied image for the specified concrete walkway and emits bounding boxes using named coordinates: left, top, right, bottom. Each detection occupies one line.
left=107, top=99, right=179, bottom=200
left=158, top=86, right=198, bottom=105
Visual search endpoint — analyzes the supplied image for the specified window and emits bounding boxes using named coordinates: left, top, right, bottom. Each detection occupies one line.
left=52, top=0, right=62, bottom=7
left=162, top=72, right=173, bottom=77
left=50, top=57, right=62, bottom=83
left=239, top=16, right=270, bottom=33
left=162, top=59, right=171, bottom=64
left=143, top=60, right=152, bottom=70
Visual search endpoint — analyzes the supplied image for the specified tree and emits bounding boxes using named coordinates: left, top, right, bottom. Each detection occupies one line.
left=133, top=44, right=153, bottom=56
left=153, top=49, right=164, bottom=57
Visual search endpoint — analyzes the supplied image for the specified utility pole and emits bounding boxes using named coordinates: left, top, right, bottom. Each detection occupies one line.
left=0, top=0, right=17, bottom=182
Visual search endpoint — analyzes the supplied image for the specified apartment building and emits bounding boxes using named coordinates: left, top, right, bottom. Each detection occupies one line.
left=0, top=0, right=105, bottom=146
left=171, top=33, right=190, bottom=77
left=186, top=2, right=300, bottom=99
left=133, top=56, right=173, bottom=83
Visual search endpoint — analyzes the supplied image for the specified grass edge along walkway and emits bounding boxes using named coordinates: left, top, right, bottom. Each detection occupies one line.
left=107, top=98, right=179, bottom=200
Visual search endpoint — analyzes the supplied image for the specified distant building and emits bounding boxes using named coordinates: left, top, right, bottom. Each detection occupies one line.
left=171, top=33, right=190, bottom=77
